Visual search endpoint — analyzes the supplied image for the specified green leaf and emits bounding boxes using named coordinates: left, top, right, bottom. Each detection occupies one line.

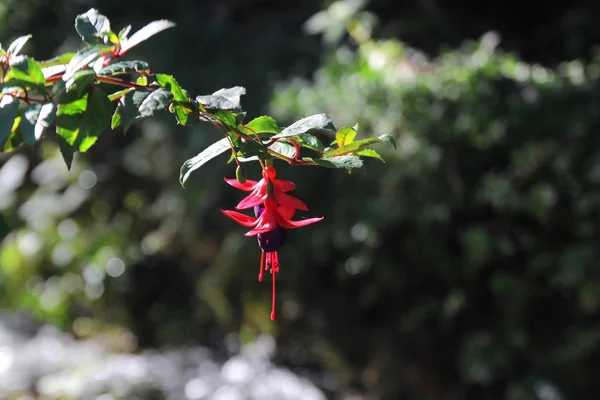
left=99, top=60, right=149, bottom=75
left=245, top=116, right=281, bottom=134
left=120, top=20, right=176, bottom=54
left=236, top=140, right=269, bottom=162
left=75, top=8, right=111, bottom=44
left=7, top=56, right=45, bottom=85
left=107, top=87, right=134, bottom=102
left=380, top=133, right=396, bottom=149
left=335, top=126, right=356, bottom=147
left=56, top=135, right=74, bottom=169
left=3, top=117, right=23, bottom=152
left=50, top=79, right=67, bottom=100
left=304, top=155, right=363, bottom=169
left=136, top=75, right=149, bottom=86
left=0, top=96, right=19, bottom=148
left=56, top=95, right=88, bottom=145
left=78, top=88, right=112, bottom=151
left=273, top=113, right=335, bottom=138
left=0, top=79, right=46, bottom=97
left=196, top=87, right=246, bottom=112
left=103, top=31, right=120, bottom=45
left=180, top=138, right=231, bottom=186
left=7, top=35, right=32, bottom=56
left=237, top=139, right=299, bottom=163
left=56, top=87, right=112, bottom=152
left=356, top=148, right=384, bottom=162
left=65, top=69, right=96, bottom=95
left=156, top=74, right=189, bottom=124
left=209, top=110, right=248, bottom=146
left=155, top=74, right=187, bottom=101
left=324, top=134, right=396, bottom=157
left=111, top=89, right=152, bottom=132
left=137, top=88, right=172, bottom=118
left=39, top=53, right=76, bottom=68
left=294, top=133, right=325, bottom=154
left=63, top=45, right=113, bottom=82
left=171, top=103, right=198, bottom=126
left=213, top=110, right=239, bottom=129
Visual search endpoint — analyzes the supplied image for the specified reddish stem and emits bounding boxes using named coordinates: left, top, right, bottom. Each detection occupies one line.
left=45, top=75, right=62, bottom=83
left=96, top=75, right=147, bottom=89
left=0, top=62, right=7, bottom=83
left=291, top=140, right=301, bottom=160
left=264, top=137, right=280, bottom=147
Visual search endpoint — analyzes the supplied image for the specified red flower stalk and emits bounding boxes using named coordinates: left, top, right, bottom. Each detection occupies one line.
left=221, top=166, right=323, bottom=320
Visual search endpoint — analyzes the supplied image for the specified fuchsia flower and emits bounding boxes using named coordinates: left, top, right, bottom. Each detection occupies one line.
left=221, top=166, right=323, bottom=320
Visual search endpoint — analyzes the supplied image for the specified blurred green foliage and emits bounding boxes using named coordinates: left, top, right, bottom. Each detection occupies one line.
left=2, top=0, right=600, bottom=399
left=269, top=10, right=600, bottom=397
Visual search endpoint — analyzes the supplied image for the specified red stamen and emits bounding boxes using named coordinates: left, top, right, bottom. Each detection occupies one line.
left=269, top=251, right=280, bottom=320
left=273, top=252, right=279, bottom=272
left=259, top=251, right=265, bottom=282
left=271, top=259, right=277, bottom=320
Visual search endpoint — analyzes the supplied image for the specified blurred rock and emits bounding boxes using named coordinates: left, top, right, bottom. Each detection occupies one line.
left=0, top=313, right=325, bottom=400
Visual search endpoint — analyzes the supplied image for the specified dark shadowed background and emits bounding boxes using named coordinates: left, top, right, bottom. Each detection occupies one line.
left=1, top=0, right=600, bottom=399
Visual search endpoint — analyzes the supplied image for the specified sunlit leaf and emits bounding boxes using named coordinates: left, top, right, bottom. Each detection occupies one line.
left=356, top=148, right=384, bottom=162
left=38, top=53, right=76, bottom=68
left=180, top=138, right=231, bottom=186
left=303, top=155, right=363, bottom=169
left=107, top=87, right=134, bottom=102
left=35, top=102, right=57, bottom=139
left=78, top=88, right=112, bottom=151
left=63, top=45, right=113, bottom=82
left=137, top=88, right=172, bottom=118
left=7, top=35, right=32, bottom=57
left=196, top=86, right=246, bottom=112
left=99, top=60, right=149, bottom=75
left=42, top=65, right=67, bottom=79
left=99, top=31, right=120, bottom=46
left=119, top=25, right=132, bottom=40
left=120, top=20, right=176, bottom=54
left=213, top=110, right=239, bottom=129
left=294, top=133, right=325, bottom=154
left=268, top=140, right=296, bottom=159
left=75, top=8, right=111, bottom=44
left=245, top=116, right=281, bottom=134
left=56, top=87, right=112, bottom=152
left=324, top=134, right=396, bottom=157
left=273, top=113, right=335, bottom=138
left=335, top=126, right=356, bottom=147
left=0, top=96, right=19, bottom=148
left=156, top=74, right=189, bottom=124
left=7, top=56, right=45, bottom=85
left=56, top=95, right=88, bottom=145
left=3, top=116, right=23, bottom=152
